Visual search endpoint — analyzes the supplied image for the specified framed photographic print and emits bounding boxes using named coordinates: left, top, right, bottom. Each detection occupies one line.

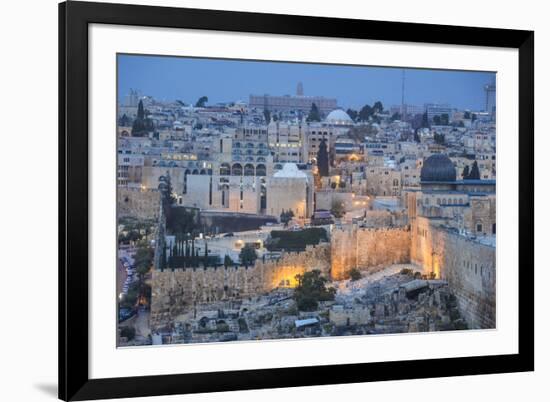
left=59, top=1, right=534, bottom=400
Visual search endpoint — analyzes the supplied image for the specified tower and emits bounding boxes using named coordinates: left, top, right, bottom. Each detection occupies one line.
left=297, top=82, right=304, bottom=96
left=401, top=69, right=406, bottom=118
left=484, top=80, right=496, bottom=120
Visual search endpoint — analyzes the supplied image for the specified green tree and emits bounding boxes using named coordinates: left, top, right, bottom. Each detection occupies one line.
left=306, top=102, right=321, bottom=122
left=346, top=108, right=358, bottom=121
left=294, top=270, right=336, bottom=311
left=280, top=209, right=294, bottom=227
left=349, top=268, right=362, bottom=281
left=391, top=112, right=401, bottom=121
left=131, top=100, right=155, bottom=136
left=462, top=165, right=470, bottom=179
left=224, top=255, right=233, bottom=268
left=263, top=109, right=271, bottom=123
left=434, top=133, right=445, bottom=145
left=119, top=281, right=140, bottom=309
left=195, top=96, right=208, bottom=107
left=316, top=138, right=329, bottom=177
left=331, top=200, right=345, bottom=219
left=467, top=161, right=480, bottom=180
left=120, top=326, right=136, bottom=341
left=414, top=130, right=421, bottom=143
left=373, top=101, right=384, bottom=114
left=359, top=104, right=373, bottom=121
left=134, top=245, right=153, bottom=279
left=118, top=113, right=130, bottom=126
left=239, top=244, right=258, bottom=269
left=137, top=99, right=145, bottom=119
left=203, top=241, right=209, bottom=268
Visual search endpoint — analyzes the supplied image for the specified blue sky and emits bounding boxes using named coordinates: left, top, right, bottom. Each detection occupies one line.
left=118, top=54, right=495, bottom=111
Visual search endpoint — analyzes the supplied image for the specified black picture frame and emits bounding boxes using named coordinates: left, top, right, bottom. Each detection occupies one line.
left=59, top=1, right=534, bottom=400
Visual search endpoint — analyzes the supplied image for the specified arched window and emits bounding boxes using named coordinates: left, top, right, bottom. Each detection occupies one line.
left=231, top=163, right=242, bottom=176
left=256, top=164, right=266, bottom=176
left=220, top=163, right=231, bottom=176
left=244, top=163, right=255, bottom=176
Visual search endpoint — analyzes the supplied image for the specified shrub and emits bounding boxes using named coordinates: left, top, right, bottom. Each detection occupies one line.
left=349, top=268, right=362, bottom=281
left=266, top=227, right=328, bottom=251
left=294, top=270, right=336, bottom=311
left=120, top=326, right=136, bottom=341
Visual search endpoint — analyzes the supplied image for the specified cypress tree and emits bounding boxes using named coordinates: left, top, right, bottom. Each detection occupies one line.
left=137, top=99, right=144, bottom=119
left=468, top=161, right=480, bottom=180
left=462, top=165, right=470, bottom=179
left=203, top=241, right=209, bottom=268
left=317, top=138, right=329, bottom=177
left=306, top=103, right=321, bottom=122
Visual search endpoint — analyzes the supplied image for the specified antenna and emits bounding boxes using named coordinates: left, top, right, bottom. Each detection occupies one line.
left=401, top=69, right=406, bottom=117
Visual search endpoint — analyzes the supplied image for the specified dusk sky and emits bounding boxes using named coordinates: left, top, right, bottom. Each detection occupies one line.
left=118, top=54, right=495, bottom=111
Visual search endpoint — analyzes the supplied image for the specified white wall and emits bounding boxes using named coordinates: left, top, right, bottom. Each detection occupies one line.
left=0, top=0, right=547, bottom=401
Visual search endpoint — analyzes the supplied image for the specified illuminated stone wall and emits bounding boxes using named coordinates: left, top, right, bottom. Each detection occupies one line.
left=150, top=244, right=330, bottom=329
left=411, top=216, right=496, bottom=328
left=330, top=226, right=411, bottom=280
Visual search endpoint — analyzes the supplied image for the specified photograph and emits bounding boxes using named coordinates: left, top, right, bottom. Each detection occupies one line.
left=116, top=54, right=497, bottom=347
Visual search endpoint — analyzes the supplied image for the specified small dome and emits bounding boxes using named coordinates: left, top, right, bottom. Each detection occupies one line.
left=325, top=109, right=353, bottom=124
left=420, top=154, right=456, bottom=182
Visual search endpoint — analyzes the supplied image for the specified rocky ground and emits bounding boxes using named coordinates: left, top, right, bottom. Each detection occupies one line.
left=148, top=264, right=469, bottom=345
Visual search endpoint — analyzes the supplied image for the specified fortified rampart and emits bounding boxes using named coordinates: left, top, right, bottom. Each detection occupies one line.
left=117, top=188, right=161, bottom=220
left=411, top=216, right=496, bottom=328
left=331, top=226, right=411, bottom=280
left=150, top=244, right=330, bottom=328
left=150, top=214, right=495, bottom=330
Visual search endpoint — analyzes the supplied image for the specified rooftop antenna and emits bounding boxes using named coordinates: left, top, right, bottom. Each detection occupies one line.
left=401, top=69, right=406, bottom=117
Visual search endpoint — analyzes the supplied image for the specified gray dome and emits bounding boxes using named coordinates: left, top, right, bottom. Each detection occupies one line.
left=420, top=154, right=456, bottom=182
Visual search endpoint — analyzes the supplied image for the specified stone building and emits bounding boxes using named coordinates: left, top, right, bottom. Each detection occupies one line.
left=365, top=166, right=402, bottom=196
left=266, top=163, right=314, bottom=220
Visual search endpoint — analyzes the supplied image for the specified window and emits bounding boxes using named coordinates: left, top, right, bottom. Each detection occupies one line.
left=477, top=223, right=483, bottom=232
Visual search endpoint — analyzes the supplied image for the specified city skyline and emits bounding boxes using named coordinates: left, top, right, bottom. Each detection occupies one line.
left=118, top=54, right=495, bottom=111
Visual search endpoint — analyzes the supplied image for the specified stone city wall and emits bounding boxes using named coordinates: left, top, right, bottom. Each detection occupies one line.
left=118, top=188, right=161, bottom=220
left=411, top=216, right=496, bottom=329
left=150, top=244, right=330, bottom=329
left=330, top=226, right=411, bottom=280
